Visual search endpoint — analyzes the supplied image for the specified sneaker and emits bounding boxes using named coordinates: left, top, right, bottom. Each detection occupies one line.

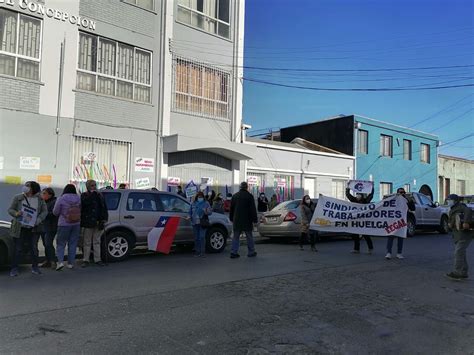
left=39, top=261, right=51, bottom=268
left=81, top=261, right=90, bottom=268
left=446, top=272, right=463, bottom=281
left=396, top=254, right=404, bottom=260
left=230, top=253, right=240, bottom=259
left=95, top=261, right=105, bottom=267
left=67, top=264, right=74, bottom=269
left=385, top=253, right=392, bottom=260
left=9, top=268, right=19, bottom=277
left=31, top=267, right=42, bottom=275
left=56, top=263, right=64, bottom=271
left=248, top=252, right=257, bottom=258
left=350, top=250, right=360, bottom=254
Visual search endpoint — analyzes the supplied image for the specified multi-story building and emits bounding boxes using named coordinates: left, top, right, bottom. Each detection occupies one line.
left=0, top=0, right=252, bottom=219
left=280, top=115, right=440, bottom=201
left=438, top=155, right=474, bottom=201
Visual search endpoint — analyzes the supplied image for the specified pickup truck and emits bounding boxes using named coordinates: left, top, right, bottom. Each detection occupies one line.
left=386, top=192, right=449, bottom=237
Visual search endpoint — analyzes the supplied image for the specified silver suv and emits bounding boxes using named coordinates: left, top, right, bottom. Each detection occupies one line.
left=101, top=190, right=232, bottom=262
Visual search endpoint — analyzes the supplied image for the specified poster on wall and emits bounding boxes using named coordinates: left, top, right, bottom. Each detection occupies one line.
left=276, top=178, right=287, bottom=188
left=83, top=152, right=97, bottom=162
left=247, top=176, right=259, bottom=185
left=135, top=158, right=154, bottom=173
left=167, top=177, right=181, bottom=187
left=20, top=157, right=40, bottom=170
left=135, top=177, right=151, bottom=189
left=0, top=156, right=4, bottom=170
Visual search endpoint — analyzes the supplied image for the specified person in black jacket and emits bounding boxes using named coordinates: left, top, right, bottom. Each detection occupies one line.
left=346, top=186, right=374, bottom=254
left=385, top=187, right=416, bottom=260
left=257, top=192, right=269, bottom=213
left=230, top=182, right=258, bottom=259
left=39, top=188, right=59, bottom=268
left=81, top=180, right=108, bottom=267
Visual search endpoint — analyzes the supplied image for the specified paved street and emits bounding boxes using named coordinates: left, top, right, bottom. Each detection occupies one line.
left=0, top=234, right=473, bottom=354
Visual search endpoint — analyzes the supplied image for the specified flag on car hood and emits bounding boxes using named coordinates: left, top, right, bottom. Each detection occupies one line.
left=147, top=216, right=181, bottom=254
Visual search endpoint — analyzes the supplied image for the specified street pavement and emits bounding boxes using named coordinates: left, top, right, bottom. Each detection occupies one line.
left=0, top=233, right=473, bottom=354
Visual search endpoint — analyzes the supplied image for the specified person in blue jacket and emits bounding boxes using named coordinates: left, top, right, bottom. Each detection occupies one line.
left=189, top=191, right=212, bottom=257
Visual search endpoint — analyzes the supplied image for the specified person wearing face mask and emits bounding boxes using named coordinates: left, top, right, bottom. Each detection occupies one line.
left=189, top=191, right=212, bottom=257
left=257, top=192, right=269, bottom=213
left=212, top=193, right=225, bottom=214
left=80, top=179, right=108, bottom=267
left=385, top=187, right=415, bottom=260
left=346, top=185, right=375, bottom=254
left=8, top=181, right=48, bottom=277
left=445, top=194, right=473, bottom=280
left=39, top=187, right=59, bottom=269
left=300, top=195, right=317, bottom=251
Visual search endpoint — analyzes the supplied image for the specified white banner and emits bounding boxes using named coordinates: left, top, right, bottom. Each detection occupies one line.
left=310, top=195, right=408, bottom=237
left=347, top=180, right=373, bottom=194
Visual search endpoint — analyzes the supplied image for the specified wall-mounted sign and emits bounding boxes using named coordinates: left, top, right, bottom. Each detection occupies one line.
left=247, top=176, right=259, bottom=185
left=20, top=156, right=40, bottom=170
left=167, top=177, right=181, bottom=187
left=276, top=178, right=287, bottom=188
left=135, top=177, right=151, bottom=190
left=37, top=175, right=52, bottom=184
left=135, top=157, right=154, bottom=173
left=5, top=176, right=21, bottom=184
left=0, top=156, right=3, bottom=170
left=1, top=0, right=97, bottom=31
left=83, top=152, right=97, bottom=162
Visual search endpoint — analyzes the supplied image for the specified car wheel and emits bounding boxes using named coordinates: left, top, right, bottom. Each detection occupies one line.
left=407, top=216, right=416, bottom=237
left=0, top=242, right=8, bottom=267
left=103, top=230, right=133, bottom=262
left=438, top=215, right=449, bottom=234
left=206, top=227, right=227, bottom=253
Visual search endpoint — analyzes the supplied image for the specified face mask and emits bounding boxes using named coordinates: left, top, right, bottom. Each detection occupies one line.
left=198, top=198, right=204, bottom=202
left=305, top=198, right=311, bottom=204
left=22, top=186, right=31, bottom=194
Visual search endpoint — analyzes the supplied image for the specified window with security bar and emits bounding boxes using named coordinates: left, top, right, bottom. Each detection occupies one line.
left=173, top=56, right=230, bottom=119
left=76, top=32, right=152, bottom=103
left=72, top=136, right=131, bottom=191
left=177, top=0, right=231, bottom=39
left=0, top=8, right=42, bottom=81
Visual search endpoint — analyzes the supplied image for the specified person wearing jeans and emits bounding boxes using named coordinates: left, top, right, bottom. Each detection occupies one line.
left=346, top=185, right=374, bottom=254
left=229, top=182, right=258, bottom=258
left=53, top=184, right=82, bottom=270
left=189, top=192, right=212, bottom=257
left=40, top=188, right=58, bottom=269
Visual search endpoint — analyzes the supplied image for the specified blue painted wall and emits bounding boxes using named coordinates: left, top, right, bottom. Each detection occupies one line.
left=355, top=115, right=439, bottom=201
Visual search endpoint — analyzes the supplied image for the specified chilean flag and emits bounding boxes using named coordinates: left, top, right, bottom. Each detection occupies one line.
left=147, top=216, right=181, bottom=254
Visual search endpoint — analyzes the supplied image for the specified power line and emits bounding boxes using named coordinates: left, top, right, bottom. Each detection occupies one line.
left=430, top=108, right=474, bottom=132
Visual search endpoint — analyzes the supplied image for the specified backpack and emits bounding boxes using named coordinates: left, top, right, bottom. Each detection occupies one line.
left=65, top=204, right=81, bottom=223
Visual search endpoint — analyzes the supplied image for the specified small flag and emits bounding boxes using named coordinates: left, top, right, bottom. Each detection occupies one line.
left=147, top=216, right=181, bottom=254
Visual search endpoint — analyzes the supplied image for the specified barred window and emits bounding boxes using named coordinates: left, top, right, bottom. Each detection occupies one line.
left=173, top=56, right=230, bottom=119
left=0, top=8, right=41, bottom=81
left=72, top=136, right=131, bottom=192
left=123, top=0, right=154, bottom=11
left=77, top=32, right=152, bottom=103
left=177, top=0, right=230, bottom=39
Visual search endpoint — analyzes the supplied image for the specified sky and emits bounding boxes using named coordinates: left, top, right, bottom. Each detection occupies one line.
left=240, top=0, right=474, bottom=159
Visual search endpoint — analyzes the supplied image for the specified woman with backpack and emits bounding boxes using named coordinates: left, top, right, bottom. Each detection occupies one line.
left=53, top=184, right=81, bottom=270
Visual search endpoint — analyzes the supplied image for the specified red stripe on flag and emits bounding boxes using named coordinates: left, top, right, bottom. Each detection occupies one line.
left=156, top=217, right=181, bottom=254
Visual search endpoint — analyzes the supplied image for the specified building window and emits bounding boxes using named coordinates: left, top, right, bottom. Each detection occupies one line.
left=76, top=32, right=152, bottom=103
left=380, top=182, right=393, bottom=200
left=172, top=56, right=230, bottom=119
left=380, top=135, right=393, bottom=157
left=403, top=139, right=412, bottom=160
left=0, top=8, right=42, bottom=81
left=71, top=136, right=131, bottom=192
left=445, top=178, right=451, bottom=197
left=357, top=129, right=368, bottom=155
left=404, top=184, right=411, bottom=193
left=123, top=0, right=154, bottom=11
left=456, top=179, right=466, bottom=195
left=177, top=0, right=231, bottom=39
left=420, top=143, right=430, bottom=163
left=331, top=179, right=346, bottom=200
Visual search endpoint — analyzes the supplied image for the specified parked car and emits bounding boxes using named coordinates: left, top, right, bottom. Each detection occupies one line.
left=385, top=192, right=449, bottom=237
left=101, top=190, right=232, bottom=262
left=0, top=221, right=12, bottom=267
left=258, top=199, right=343, bottom=239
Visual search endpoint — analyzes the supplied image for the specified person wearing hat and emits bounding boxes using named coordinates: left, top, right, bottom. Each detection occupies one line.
left=229, top=181, right=258, bottom=259
left=446, top=194, right=473, bottom=280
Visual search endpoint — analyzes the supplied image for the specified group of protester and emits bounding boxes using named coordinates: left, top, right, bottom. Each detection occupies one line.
left=6, top=179, right=473, bottom=281
left=8, top=180, right=108, bottom=276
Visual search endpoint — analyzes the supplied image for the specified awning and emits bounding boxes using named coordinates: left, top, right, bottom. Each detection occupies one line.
left=163, top=134, right=255, bottom=161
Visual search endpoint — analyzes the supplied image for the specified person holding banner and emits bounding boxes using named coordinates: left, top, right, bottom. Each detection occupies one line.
left=385, top=187, right=415, bottom=260
left=300, top=195, right=317, bottom=251
left=8, top=181, right=48, bottom=277
left=346, top=183, right=374, bottom=254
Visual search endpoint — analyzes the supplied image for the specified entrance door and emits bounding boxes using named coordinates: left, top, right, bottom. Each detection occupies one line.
left=304, top=178, right=315, bottom=198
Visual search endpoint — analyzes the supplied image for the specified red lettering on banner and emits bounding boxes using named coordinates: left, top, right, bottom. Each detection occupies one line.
left=384, top=219, right=407, bottom=234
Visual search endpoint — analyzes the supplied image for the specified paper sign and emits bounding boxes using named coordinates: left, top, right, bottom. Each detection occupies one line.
left=167, top=177, right=181, bottom=186
left=83, top=152, right=97, bottom=162
left=20, top=157, right=40, bottom=170
left=310, top=195, right=408, bottom=238
left=37, top=175, right=53, bottom=184
left=5, top=176, right=21, bottom=184
left=276, top=178, right=287, bottom=188
left=347, top=180, right=373, bottom=194
left=19, top=204, right=38, bottom=227
left=185, top=185, right=198, bottom=199
left=135, top=177, right=151, bottom=189
left=135, top=157, right=154, bottom=173
left=247, top=176, right=259, bottom=185
left=0, top=156, right=4, bottom=170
